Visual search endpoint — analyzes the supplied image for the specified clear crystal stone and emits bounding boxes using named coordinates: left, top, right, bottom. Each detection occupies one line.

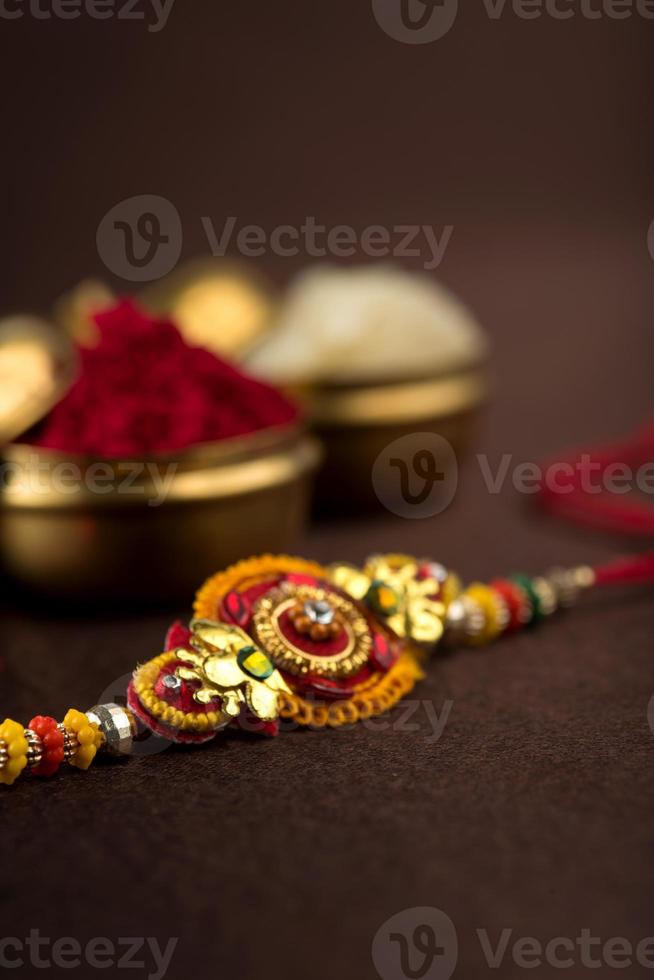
left=303, top=599, right=334, bottom=625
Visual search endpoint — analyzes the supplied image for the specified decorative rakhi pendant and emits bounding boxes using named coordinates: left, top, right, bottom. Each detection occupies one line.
left=186, top=554, right=424, bottom=731
left=0, top=553, right=599, bottom=785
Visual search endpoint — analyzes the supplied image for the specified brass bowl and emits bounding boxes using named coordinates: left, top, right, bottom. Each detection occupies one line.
left=0, top=425, right=321, bottom=601
left=295, top=362, right=488, bottom=514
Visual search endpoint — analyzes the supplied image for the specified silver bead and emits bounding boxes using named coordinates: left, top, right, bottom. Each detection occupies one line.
left=25, top=729, right=43, bottom=768
left=0, top=742, right=8, bottom=772
left=421, top=561, right=448, bottom=584
left=545, top=565, right=594, bottom=608
left=444, top=596, right=486, bottom=645
left=58, top=723, right=76, bottom=761
left=85, top=703, right=137, bottom=757
left=531, top=576, right=558, bottom=617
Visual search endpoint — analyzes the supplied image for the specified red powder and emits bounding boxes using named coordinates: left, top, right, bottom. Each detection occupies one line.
left=29, top=300, right=299, bottom=456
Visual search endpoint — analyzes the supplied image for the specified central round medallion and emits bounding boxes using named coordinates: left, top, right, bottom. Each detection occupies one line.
left=251, top=583, right=373, bottom=679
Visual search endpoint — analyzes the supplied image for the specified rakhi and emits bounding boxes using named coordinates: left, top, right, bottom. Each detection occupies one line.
left=1, top=547, right=653, bottom=787
left=2, top=422, right=653, bottom=786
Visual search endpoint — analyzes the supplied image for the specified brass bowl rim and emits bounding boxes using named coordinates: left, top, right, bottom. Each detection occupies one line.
left=6, top=420, right=304, bottom=467
left=1, top=422, right=322, bottom=512
left=297, top=361, right=489, bottom=427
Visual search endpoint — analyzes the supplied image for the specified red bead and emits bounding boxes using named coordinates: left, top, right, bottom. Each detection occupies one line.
left=490, top=579, right=528, bottom=631
left=28, top=715, right=49, bottom=737
left=43, top=729, right=63, bottom=749
left=28, top=715, right=63, bottom=778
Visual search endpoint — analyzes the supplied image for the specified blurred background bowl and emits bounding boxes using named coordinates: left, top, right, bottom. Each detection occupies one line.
left=294, top=360, right=487, bottom=514
left=0, top=423, right=320, bottom=602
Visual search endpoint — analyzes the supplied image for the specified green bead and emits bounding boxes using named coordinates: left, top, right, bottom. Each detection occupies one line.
left=511, top=574, right=543, bottom=623
left=237, top=646, right=274, bottom=680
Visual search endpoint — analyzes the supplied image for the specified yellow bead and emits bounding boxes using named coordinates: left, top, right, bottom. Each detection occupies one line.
left=77, top=726, right=94, bottom=746
left=464, top=583, right=505, bottom=644
left=8, top=739, right=27, bottom=758
left=62, top=710, right=101, bottom=770
left=70, top=745, right=95, bottom=770
left=442, top=573, right=462, bottom=607
left=63, top=709, right=79, bottom=730
left=0, top=718, right=23, bottom=742
left=0, top=719, right=28, bottom=786
left=5, top=758, right=25, bottom=779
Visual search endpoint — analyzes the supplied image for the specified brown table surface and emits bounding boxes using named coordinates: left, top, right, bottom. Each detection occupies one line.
left=2, top=221, right=654, bottom=980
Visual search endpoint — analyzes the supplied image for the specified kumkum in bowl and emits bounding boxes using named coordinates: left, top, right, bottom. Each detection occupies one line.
left=0, top=301, right=320, bottom=601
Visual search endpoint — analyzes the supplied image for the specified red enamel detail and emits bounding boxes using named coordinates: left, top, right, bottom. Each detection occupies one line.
left=370, top=631, right=396, bottom=671
left=221, top=589, right=252, bottom=628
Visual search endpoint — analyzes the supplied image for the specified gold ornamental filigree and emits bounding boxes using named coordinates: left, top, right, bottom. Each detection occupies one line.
left=174, top=619, right=291, bottom=723
left=251, top=584, right=372, bottom=679
left=329, top=554, right=452, bottom=647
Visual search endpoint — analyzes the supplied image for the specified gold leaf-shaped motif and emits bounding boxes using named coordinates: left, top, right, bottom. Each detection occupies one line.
left=190, top=618, right=246, bottom=654
left=409, top=604, right=445, bottom=645
left=329, top=563, right=371, bottom=601
left=245, top=682, right=279, bottom=723
left=203, top=656, right=247, bottom=690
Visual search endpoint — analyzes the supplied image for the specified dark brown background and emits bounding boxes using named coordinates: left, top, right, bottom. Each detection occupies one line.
left=1, top=3, right=654, bottom=979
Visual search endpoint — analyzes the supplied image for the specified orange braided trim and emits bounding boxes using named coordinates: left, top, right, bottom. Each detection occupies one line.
left=132, top=652, right=229, bottom=733
left=194, top=554, right=328, bottom=620
left=277, top=651, right=425, bottom=728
